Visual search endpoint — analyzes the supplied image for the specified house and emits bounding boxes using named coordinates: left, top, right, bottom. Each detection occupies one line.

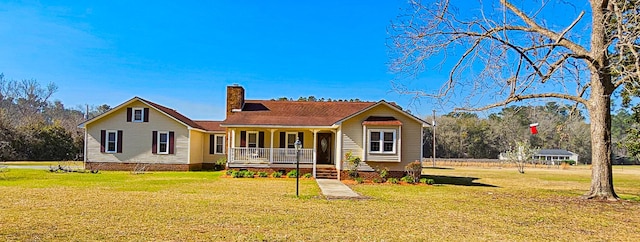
left=79, top=85, right=429, bottom=179
left=78, top=97, right=226, bottom=171
left=499, top=148, right=579, bottom=165
left=532, top=149, right=579, bottom=165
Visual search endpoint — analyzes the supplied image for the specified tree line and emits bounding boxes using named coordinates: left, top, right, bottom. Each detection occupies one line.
left=424, top=102, right=640, bottom=165
left=0, top=74, right=109, bottom=161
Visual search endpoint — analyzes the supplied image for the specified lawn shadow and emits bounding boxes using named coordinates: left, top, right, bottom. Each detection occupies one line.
left=421, top=174, right=499, bottom=187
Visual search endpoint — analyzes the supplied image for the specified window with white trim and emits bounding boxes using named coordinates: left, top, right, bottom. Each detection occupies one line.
left=247, top=131, right=258, bottom=148
left=214, top=134, right=225, bottom=154
left=106, top=130, right=118, bottom=153
left=286, top=132, right=297, bottom=149
left=285, top=132, right=298, bottom=156
left=369, top=129, right=396, bottom=154
left=158, top=131, right=169, bottom=154
left=133, top=108, right=144, bottom=122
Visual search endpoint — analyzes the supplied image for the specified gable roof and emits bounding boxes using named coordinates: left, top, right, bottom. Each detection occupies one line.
left=221, top=100, right=377, bottom=127
left=334, top=100, right=429, bottom=127
left=78, top=97, right=222, bottom=132
left=221, top=100, right=429, bottom=127
left=140, top=97, right=205, bottom=130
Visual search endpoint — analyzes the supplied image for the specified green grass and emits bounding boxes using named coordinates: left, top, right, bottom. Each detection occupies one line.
left=1, top=166, right=639, bottom=241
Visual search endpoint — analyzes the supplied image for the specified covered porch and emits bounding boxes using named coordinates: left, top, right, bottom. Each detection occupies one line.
left=225, top=127, right=338, bottom=177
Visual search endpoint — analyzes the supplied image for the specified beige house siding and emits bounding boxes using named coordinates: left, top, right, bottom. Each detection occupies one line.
left=340, top=104, right=423, bottom=171
left=86, top=100, right=190, bottom=164
left=203, top=132, right=227, bottom=163
left=189, top=130, right=204, bottom=164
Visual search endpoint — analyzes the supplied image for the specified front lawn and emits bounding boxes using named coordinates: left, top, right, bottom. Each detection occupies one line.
left=0, top=167, right=639, bottom=241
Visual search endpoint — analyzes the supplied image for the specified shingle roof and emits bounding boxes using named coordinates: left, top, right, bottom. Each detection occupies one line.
left=138, top=97, right=206, bottom=130
left=536, top=149, right=574, bottom=156
left=194, top=121, right=225, bottom=132
left=221, top=100, right=377, bottom=126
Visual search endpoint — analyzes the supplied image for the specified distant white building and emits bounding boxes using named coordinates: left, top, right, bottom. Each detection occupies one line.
left=533, top=149, right=579, bottom=163
left=499, top=149, right=579, bottom=165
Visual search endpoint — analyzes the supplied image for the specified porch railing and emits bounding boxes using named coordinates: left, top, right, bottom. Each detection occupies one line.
left=229, top=147, right=313, bottom=164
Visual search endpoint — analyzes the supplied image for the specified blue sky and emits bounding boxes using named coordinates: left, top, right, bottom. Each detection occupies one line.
left=1, top=0, right=445, bottom=120
left=2, top=0, right=624, bottom=122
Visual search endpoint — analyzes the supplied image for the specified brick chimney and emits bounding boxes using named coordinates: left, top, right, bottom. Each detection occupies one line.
left=226, top=84, right=245, bottom=117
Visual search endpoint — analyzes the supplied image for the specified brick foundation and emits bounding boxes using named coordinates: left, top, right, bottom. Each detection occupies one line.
left=225, top=167, right=314, bottom=176
left=339, top=170, right=405, bottom=180
left=85, top=162, right=201, bottom=171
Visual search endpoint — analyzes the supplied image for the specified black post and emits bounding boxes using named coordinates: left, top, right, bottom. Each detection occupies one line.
left=296, top=148, right=300, bottom=197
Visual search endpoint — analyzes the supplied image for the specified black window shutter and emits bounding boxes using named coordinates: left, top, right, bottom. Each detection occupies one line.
left=117, top=130, right=123, bottom=153
left=240, top=131, right=246, bottom=147
left=169, top=131, right=175, bottom=154
left=126, top=108, right=132, bottom=122
left=279, top=132, right=285, bottom=148
left=209, top=135, right=215, bottom=154
left=143, top=108, right=149, bottom=122
left=298, top=132, right=304, bottom=147
left=100, top=130, right=106, bottom=153
left=152, top=131, right=157, bottom=154
left=258, top=132, right=265, bottom=148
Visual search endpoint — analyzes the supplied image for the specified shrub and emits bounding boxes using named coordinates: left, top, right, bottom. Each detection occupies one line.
left=345, top=151, right=361, bottom=178
left=231, top=170, right=244, bottom=178
left=377, top=167, right=389, bottom=182
left=372, top=178, right=382, bottom=183
left=271, top=171, right=283, bottom=178
left=214, top=157, right=227, bottom=171
left=355, top=177, right=364, bottom=184
left=225, top=169, right=234, bottom=176
left=303, top=173, right=312, bottom=178
left=425, top=178, right=435, bottom=185
left=404, top=161, right=422, bottom=182
left=287, top=170, right=298, bottom=178
left=257, top=171, right=268, bottom=177
left=388, top=178, right=399, bottom=184
left=419, top=178, right=427, bottom=184
left=244, top=171, right=255, bottom=178
left=563, top=160, right=576, bottom=165
left=401, top=175, right=415, bottom=184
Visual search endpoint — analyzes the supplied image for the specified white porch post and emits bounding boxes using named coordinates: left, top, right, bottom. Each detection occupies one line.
left=269, top=129, right=276, bottom=164
left=362, top=125, right=367, bottom=162
left=398, top=125, right=402, bottom=162
left=312, top=129, right=319, bottom=178
left=229, top=129, right=236, bottom=163
left=336, top=127, right=342, bottom=180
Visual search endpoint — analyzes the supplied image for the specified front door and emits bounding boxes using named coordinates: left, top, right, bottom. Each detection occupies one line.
left=316, top=133, right=332, bottom=164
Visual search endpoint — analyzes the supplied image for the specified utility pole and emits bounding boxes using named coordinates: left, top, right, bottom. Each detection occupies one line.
left=432, top=110, right=436, bottom=167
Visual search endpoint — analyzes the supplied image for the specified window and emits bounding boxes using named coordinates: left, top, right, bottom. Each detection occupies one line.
left=247, top=132, right=258, bottom=148
left=210, top=134, right=225, bottom=154
left=158, top=131, right=169, bottom=154
left=286, top=132, right=297, bottom=149
left=216, top=135, right=225, bottom=154
left=133, top=108, right=144, bottom=122
left=106, top=130, right=117, bottom=153
left=369, top=129, right=396, bottom=154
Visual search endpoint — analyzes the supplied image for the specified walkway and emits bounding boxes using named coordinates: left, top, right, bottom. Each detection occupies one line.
left=315, top=179, right=362, bottom=199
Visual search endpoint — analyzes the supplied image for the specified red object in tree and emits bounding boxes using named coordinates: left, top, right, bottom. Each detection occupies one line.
left=529, top=123, right=539, bottom=135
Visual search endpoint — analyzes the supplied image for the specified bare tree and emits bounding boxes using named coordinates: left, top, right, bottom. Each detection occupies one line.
left=390, top=0, right=640, bottom=200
